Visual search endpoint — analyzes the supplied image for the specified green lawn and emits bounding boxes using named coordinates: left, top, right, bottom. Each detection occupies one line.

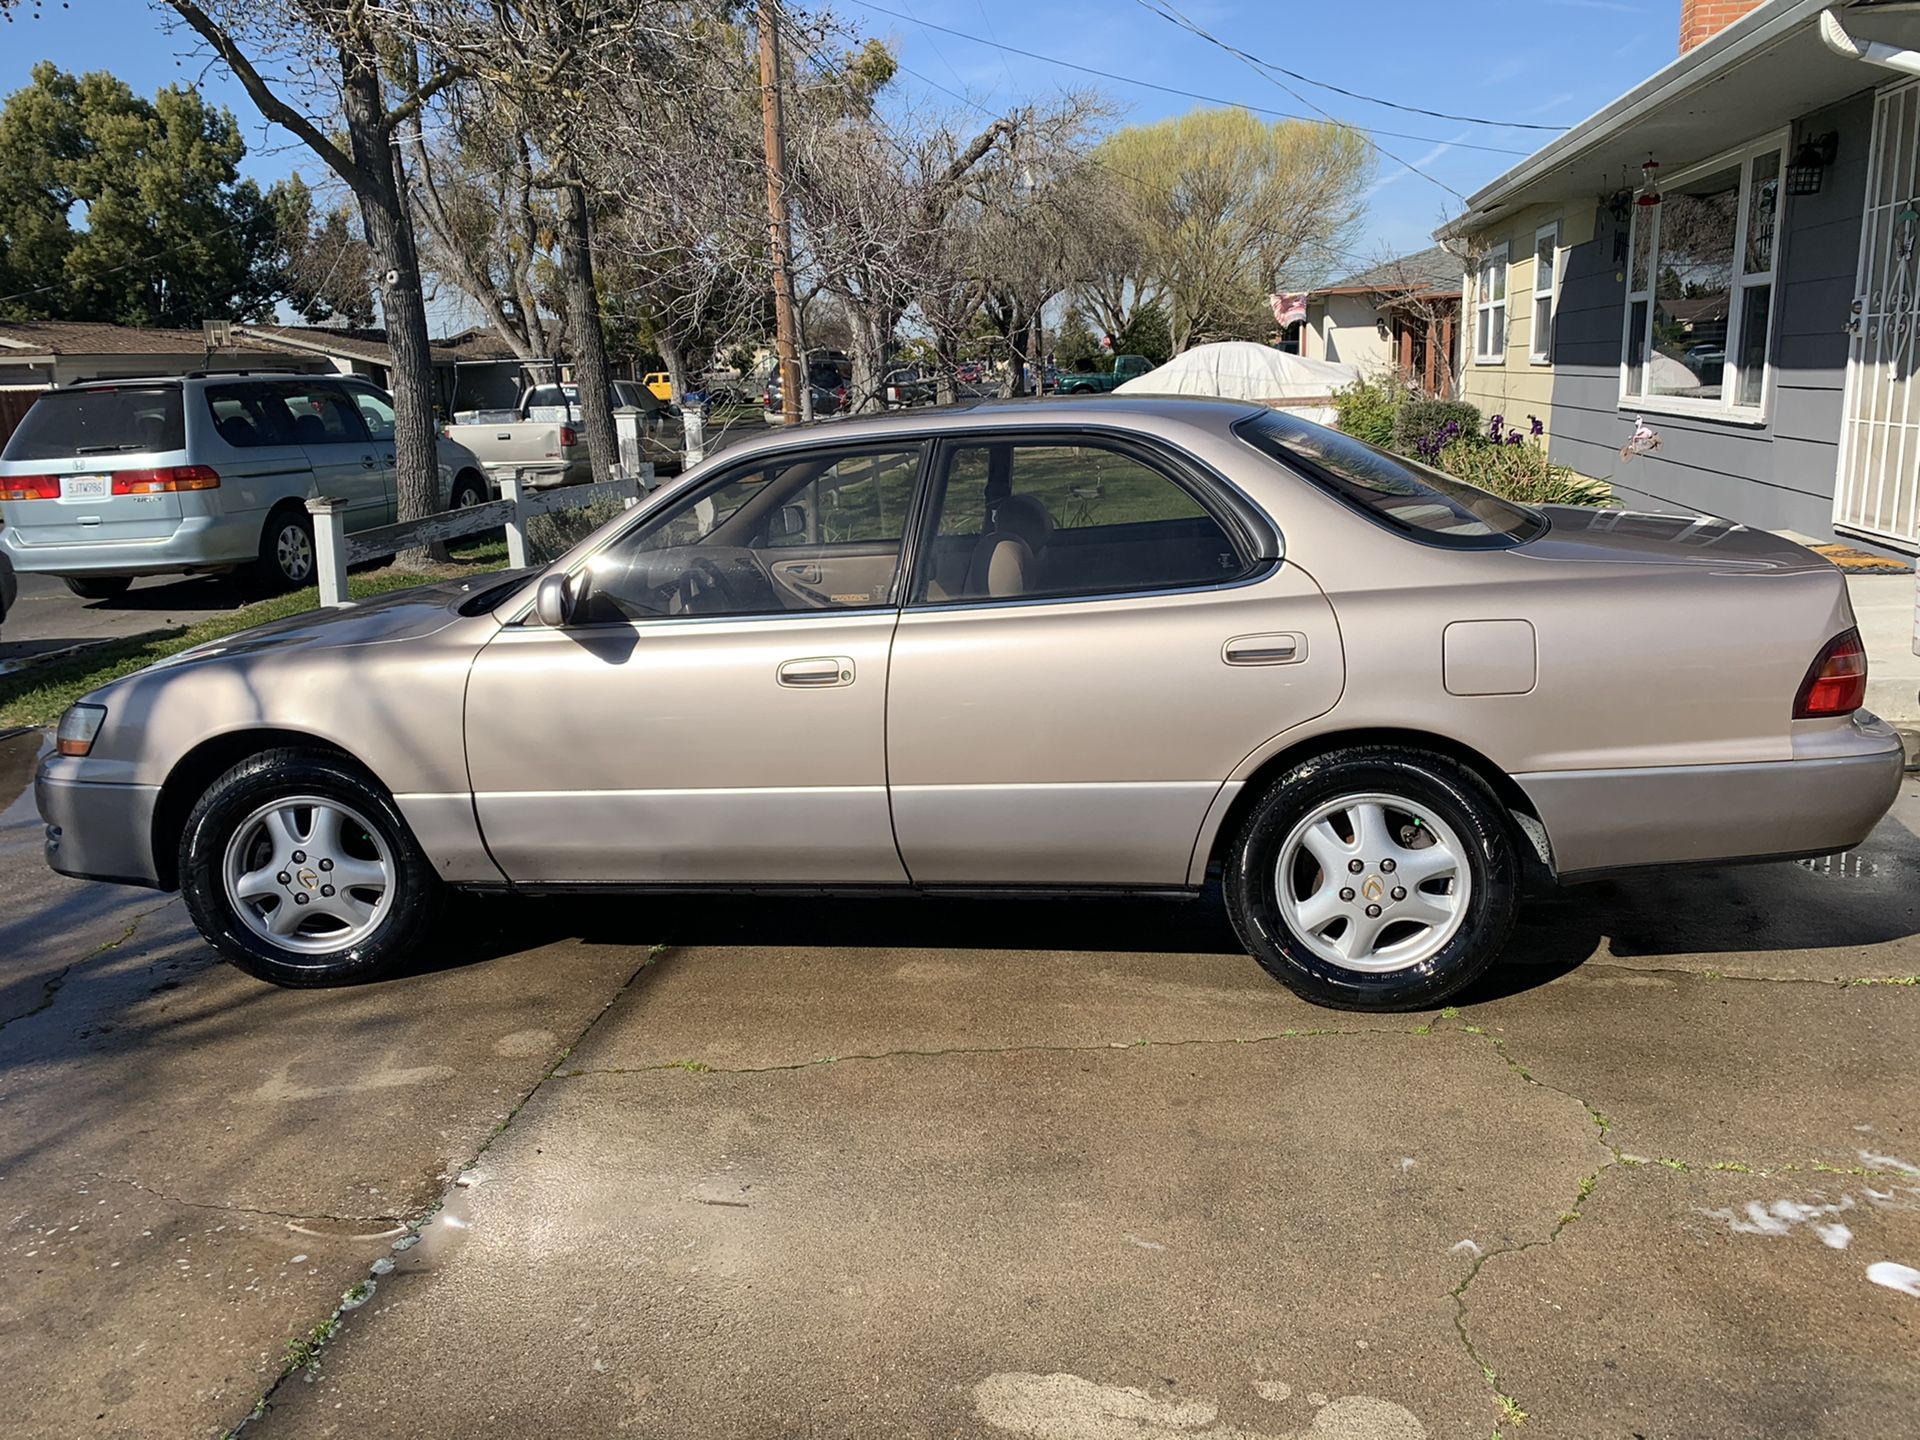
left=1, top=558, right=509, bottom=729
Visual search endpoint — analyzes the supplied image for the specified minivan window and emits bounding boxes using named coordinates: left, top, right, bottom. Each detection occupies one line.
left=206, top=385, right=296, bottom=448
left=1234, top=410, right=1545, bottom=548
left=2, top=385, right=184, bottom=461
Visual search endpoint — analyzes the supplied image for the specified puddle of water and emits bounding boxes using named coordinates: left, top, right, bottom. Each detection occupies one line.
left=1799, top=850, right=1879, bottom=880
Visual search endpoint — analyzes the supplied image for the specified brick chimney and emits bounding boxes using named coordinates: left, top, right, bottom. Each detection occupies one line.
left=1679, top=0, right=1765, bottom=51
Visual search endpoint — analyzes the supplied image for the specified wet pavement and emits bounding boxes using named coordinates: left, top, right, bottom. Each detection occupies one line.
left=0, top=727, right=1917, bottom=1438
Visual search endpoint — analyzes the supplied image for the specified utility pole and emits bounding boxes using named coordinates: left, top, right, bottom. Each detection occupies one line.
left=759, top=0, right=802, bottom=427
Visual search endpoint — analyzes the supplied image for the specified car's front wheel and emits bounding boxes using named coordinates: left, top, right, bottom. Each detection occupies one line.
left=1224, top=746, right=1518, bottom=1010
left=179, top=749, right=442, bottom=987
left=63, top=576, right=133, bottom=601
left=448, top=472, right=489, bottom=510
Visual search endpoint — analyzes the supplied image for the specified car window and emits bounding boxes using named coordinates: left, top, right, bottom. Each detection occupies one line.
left=3, top=385, right=183, bottom=461
left=1234, top=410, right=1545, bottom=548
left=579, top=445, right=922, bottom=622
left=205, top=385, right=296, bottom=449
left=344, top=386, right=396, bottom=440
left=913, top=438, right=1247, bottom=604
left=274, top=382, right=367, bottom=447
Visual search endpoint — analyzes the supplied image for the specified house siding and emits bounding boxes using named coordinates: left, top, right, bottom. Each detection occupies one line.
left=1543, top=92, right=1875, bottom=539
left=1303, top=293, right=1395, bottom=373
left=1459, top=202, right=1595, bottom=441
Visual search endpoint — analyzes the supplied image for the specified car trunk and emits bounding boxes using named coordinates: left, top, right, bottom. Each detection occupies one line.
left=0, top=385, right=188, bottom=546
left=1520, top=506, right=1834, bottom=574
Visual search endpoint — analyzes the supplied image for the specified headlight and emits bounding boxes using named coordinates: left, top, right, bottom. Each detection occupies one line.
left=56, top=703, right=107, bottom=757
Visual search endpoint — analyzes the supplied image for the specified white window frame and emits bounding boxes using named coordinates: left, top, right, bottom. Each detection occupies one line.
left=1473, top=243, right=1509, bottom=364
left=1617, top=130, right=1787, bottom=423
left=1530, top=222, right=1560, bottom=364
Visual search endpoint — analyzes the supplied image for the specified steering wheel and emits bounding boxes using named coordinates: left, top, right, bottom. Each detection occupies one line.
left=673, top=553, right=749, bottom=615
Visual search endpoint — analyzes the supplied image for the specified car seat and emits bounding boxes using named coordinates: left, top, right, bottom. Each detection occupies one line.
left=966, top=492, right=1054, bottom=598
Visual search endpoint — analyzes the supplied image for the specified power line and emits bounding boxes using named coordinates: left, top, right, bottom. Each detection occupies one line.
left=1133, top=0, right=1468, bottom=202
left=841, top=0, right=1537, bottom=158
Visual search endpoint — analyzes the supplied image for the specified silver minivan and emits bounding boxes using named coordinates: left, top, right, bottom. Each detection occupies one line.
left=0, top=373, right=490, bottom=596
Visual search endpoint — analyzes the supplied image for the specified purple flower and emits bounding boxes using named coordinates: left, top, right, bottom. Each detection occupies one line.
left=1528, top=415, right=1544, bottom=437
left=1489, top=413, right=1505, bottom=440
left=1507, top=432, right=1523, bottom=446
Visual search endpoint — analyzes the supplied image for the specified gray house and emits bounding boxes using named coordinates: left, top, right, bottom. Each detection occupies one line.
left=1445, top=0, right=1920, bottom=551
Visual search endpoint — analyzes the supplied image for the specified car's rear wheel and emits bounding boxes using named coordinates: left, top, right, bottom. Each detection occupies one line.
left=1224, top=746, right=1518, bottom=1010
left=253, top=506, right=316, bottom=593
left=178, top=749, right=442, bottom=987
left=63, top=576, right=133, bottom=601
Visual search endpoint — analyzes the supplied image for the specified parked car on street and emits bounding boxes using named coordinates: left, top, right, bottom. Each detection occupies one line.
left=641, top=372, right=674, bottom=402
left=441, top=380, right=681, bottom=491
left=0, top=374, right=490, bottom=595
left=881, top=367, right=936, bottom=409
left=33, top=398, right=1902, bottom=1008
left=763, top=360, right=850, bottom=420
left=1054, top=354, right=1156, bottom=395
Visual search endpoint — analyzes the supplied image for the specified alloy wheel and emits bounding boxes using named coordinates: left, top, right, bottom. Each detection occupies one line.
left=1274, top=792, right=1471, bottom=973
left=220, top=795, right=394, bottom=956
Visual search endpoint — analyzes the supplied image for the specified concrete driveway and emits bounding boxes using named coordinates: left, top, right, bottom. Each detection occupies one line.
left=2, top=729, right=1917, bottom=1440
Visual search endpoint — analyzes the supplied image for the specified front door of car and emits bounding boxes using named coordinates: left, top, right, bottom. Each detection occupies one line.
left=463, top=442, right=927, bottom=884
left=886, top=433, right=1344, bottom=887
left=276, top=379, right=389, bottom=531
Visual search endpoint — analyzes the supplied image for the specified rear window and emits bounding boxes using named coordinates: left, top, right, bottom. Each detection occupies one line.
left=1233, top=410, right=1545, bottom=548
left=3, top=385, right=184, bottom=461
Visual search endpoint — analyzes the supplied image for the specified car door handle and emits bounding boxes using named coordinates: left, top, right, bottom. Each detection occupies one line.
left=1224, top=633, right=1305, bottom=666
left=777, top=656, right=855, bottom=688
left=360, top=455, right=378, bottom=469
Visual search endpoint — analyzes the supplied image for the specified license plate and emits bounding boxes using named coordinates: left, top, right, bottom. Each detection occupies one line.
left=60, top=474, right=109, bottom=500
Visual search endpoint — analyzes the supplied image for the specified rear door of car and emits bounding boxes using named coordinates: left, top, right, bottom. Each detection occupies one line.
left=274, top=379, right=388, bottom=530
left=885, top=427, right=1345, bottom=887
left=338, top=382, right=401, bottom=522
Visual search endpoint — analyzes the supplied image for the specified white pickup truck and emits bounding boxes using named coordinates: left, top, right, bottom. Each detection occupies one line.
left=441, top=381, right=682, bottom=490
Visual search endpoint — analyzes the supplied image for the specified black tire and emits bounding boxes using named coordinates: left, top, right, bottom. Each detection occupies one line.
left=63, top=575, right=133, bottom=601
left=178, top=748, right=443, bottom=987
left=448, top=471, right=489, bottom=510
left=252, top=505, right=316, bottom=593
left=1223, top=746, right=1519, bottom=1011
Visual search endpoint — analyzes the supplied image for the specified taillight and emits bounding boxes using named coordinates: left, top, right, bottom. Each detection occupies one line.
left=559, top=426, right=578, bottom=447
left=110, top=465, right=220, bottom=495
left=1793, top=627, right=1868, bottom=718
left=2, top=474, right=59, bottom=501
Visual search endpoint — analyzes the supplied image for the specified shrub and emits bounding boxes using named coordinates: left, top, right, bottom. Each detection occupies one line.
left=1333, top=377, right=1401, bottom=448
left=1433, top=436, right=1611, bottom=508
left=526, top=494, right=631, bottom=564
left=1392, top=398, right=1482, bottom=457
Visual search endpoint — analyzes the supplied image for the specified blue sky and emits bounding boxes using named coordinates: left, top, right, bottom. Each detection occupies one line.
left=2, top=0, right=1680, bottom=292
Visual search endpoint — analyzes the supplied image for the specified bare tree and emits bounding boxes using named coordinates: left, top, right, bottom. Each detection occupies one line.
left=164, top=0, right=462, bottom=542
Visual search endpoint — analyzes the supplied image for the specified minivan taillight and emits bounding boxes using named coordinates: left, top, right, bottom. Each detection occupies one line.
left=110, top=465, right=220, bottom=495
left=2, top=474, right=59, bottom=501
left=1793, top=627, right=1868, bottom=718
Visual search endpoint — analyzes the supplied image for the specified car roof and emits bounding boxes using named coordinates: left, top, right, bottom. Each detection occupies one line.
left=740, top=395, right=1263, bottom=443
left=62, top=371, right=328, bottom=390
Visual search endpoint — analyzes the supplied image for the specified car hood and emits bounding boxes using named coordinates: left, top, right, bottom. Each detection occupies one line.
left=1519, top=506, right=1834, bottom=574
left=150, top=574, right=523, bottom=673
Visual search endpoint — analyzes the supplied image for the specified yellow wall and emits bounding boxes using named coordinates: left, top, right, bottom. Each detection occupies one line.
left=1457, top=201, right=1595, bottom=440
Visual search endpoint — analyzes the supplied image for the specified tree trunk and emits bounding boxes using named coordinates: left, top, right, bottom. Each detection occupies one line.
left=340, top=51, right=441, bottom=567
left=847, top=308, right=890, bottom=416
left=556, top=168, right=619, bottom=485
left=658, top=335, right=691, bottom=406
left=934, top=331, right=958, bottom=406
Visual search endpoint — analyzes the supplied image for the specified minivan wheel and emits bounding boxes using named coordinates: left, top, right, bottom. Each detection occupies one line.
left=1224, top=747, right=1518, bottom=1011
left=63, top=576, right=133, bottom=601
left=254, top=507, right=316, bottom=592
left=179, top=749, right=443, bottom=987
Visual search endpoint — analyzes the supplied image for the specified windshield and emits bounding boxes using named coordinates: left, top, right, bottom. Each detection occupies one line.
left=1233, top=410, right=1545, bottom=548
left=3, top=385, right=184, bottom=461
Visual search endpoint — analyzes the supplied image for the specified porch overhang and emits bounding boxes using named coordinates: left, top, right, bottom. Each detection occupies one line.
left=1437, top=0, right=1920, bottom=238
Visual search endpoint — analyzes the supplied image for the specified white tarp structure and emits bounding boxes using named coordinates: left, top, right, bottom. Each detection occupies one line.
left=1113, top=341, right=1362, bottom=424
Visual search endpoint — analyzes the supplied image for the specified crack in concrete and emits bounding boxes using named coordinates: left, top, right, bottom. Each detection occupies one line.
left=98, top=1173, right=402, bottom=1229
left=1570, top=958, right=1920, bottom=990
left=222, top=944, right=673, bottom=1438
left=551, top=1025, right=1409, bottom=1079
left=0, top=899, right=172, bottom=1032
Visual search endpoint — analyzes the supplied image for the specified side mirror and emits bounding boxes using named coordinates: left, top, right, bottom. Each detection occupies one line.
left=534, top=569, right=591, bottom=627
left=769, top=503, right=808, bottom=541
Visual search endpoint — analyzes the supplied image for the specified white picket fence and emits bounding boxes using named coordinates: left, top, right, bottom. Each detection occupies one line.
left=305, top=465, right=652, bottom=608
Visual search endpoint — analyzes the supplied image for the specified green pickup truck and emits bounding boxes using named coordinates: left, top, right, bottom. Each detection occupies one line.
left=1053, top=353, right=1155, bottom=395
